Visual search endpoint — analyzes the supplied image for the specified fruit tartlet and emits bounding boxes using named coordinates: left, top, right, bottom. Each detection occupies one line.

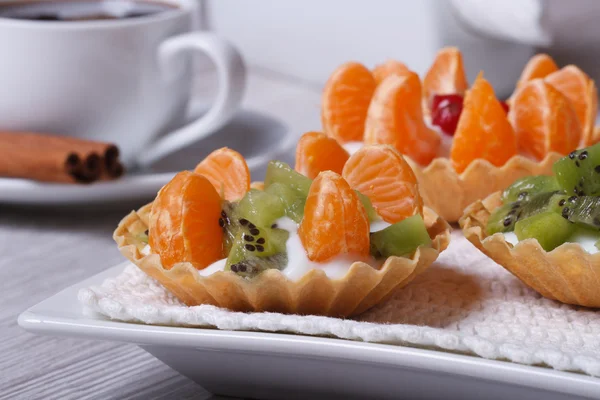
left=320, top=49, right=599, bottom=222
left=115, top=146, right=450, bottom=317
left=460, top=142, right=600, bottom=308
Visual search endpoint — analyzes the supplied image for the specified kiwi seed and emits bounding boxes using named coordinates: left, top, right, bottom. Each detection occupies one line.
left=245, top=244, right=256, bottom=251
left=256, top=238, right=265, bottom=244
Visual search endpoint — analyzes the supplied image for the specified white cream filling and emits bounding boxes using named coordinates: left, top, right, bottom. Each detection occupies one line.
left=502, top=231, right=600, bottom=254
left=198, top=216, right=384, bottom=280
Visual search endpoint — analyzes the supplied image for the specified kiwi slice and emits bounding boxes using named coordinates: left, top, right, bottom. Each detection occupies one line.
left=264, top=160, right=380, bottom=222
left=220, top=201, right=239, bottom=254
left=514, top=211, right=575, bottom=251
left=225, top=224, right=289, bottom=278
left=553, top=143, right=600, bottom=196
left=264, top=182, right=306, bottom=223
left=370, top=214, right=431, bottom=258
left=558, top=195, right=600, bottom=230
left=501, top=175, right=560, bottom=204
left=264, top=161, right=311, bottom=196
left=356, top=192, right=379, bottom=221
left=486, top=191, right=566, bottom=234
left=236, top=189, right=286, bottom=227
left=264, top=161, right=312, bottom=223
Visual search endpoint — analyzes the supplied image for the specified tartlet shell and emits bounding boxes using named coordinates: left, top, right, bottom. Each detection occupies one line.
left=460, top=191, right=600, bottom=308
left=114, top=205, right=451, bottom=317
left=408, top=152, right=562, bottom=223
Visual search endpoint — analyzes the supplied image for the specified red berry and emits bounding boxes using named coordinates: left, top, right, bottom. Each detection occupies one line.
left=432, top=94, right=463, bottom=115
left=431, top=94, right=463, bottom=136
left=500, top=101, right=510, bottom=114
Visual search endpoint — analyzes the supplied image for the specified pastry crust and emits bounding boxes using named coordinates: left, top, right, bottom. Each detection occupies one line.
left=408, top=152, right=563, bottom=223
left=114, top=205, right=451, bottom=317
left=460, top=192, right=600, bottom=308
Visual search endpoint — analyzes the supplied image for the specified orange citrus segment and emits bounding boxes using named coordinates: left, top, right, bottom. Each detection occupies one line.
left=450, top=73, right=518, bottom=173
left=149, top=171, right=223, bottom=270
left=423, top=47, right=468, bottom=110
left=372, top=60, right=410, bottom=85
left=516, top=53, right=558, bottom=84
left=193, top=147, right=250, bottom=201
left=299, top=171, right=370, bottom=262
left=508, top=53, right=559, bottom=105
left=295, top=131, right=350, bottom=179
left=321, top=62, right=376, bottom=143
left=545, top=65, right=598, bottom=145
left=364, top=72, right=440, bottom=166
left=509, top=79, right=581, bottom=160
left=342, top=145, right=422, bottom=223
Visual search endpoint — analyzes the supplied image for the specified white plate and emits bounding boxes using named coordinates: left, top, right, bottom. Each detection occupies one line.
left=0, top=109, right=294, bottom=206
left=19, top=263, right=600, bottom=400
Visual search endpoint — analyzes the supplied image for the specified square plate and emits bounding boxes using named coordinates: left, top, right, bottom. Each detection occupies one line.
left=19, top=263, right=600, bottom=400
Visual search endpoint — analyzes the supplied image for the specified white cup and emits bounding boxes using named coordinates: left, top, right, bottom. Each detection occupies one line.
left=0, top=0, right=246, bottom=168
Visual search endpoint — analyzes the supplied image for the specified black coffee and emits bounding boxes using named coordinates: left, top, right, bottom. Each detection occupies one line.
left=0, top=0, right=177, bottom=21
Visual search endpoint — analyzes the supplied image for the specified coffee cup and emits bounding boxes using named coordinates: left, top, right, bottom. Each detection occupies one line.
left=0, top=0, right=246, bottom=167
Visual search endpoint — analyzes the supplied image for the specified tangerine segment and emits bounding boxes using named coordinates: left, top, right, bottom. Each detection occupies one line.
left=509, top=79, right=581, bottom=160
left=372, top=60, right=410, bottom=85
left=193, top=147, right=250, bottom=201
left=364, top=72, right=440, bottom=166
left=450, top=74, right=518, bottom=173
left=321, top=62, right=376, bottom=143
left=149, top=171, right=223, bottom=270
left=545, top=65, right=598, bottom=145
left=299, top=171, right=370, bottom=262
left=423, top=47, right=468, bottom=109
left=515, top=53, right=559, bottom=87
left=342, top=145, right=423, bottom=223
left=295, top=131, right=350, bottom=179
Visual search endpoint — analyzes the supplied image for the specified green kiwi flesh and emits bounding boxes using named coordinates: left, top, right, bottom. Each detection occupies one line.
left=225, top=223, right=289, bottom=278
left=558, top=195, right=600, bottom=230
left=486, top=191, right=565, bottom=235
left=514, top=211, right=575, bottom=251
left=264, top=160, right=380, bottom=222
left=553, top=143, right=600, bottom=196
left=264, top=161, right=311, bottom=196
left=370, top=214, right=431, bottom=258
left=501, top=175, right=560, bottom=203
left=356, top=192, right=380, bottom=221
left=236, top=189, right=286, bottom=227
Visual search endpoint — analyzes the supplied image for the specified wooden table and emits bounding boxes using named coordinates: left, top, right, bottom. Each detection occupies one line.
left=1, top=68, right=320, bottom=399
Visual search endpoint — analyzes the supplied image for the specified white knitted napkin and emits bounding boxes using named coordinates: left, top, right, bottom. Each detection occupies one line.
left=78, top=230, right=600, bottom=377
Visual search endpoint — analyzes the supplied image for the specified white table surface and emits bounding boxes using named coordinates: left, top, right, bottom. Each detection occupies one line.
left=0, top=68, right=321, bottom=399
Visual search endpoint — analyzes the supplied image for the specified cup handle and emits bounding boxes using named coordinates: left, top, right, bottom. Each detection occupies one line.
left=135, top=32, right=246, bottom=167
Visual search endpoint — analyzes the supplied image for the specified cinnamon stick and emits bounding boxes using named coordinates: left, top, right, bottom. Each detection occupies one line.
left=0, top=131, right=122, bottom=184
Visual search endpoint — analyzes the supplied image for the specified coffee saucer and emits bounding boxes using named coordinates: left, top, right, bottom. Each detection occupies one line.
left=0, top=109, right=293, bottom=206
